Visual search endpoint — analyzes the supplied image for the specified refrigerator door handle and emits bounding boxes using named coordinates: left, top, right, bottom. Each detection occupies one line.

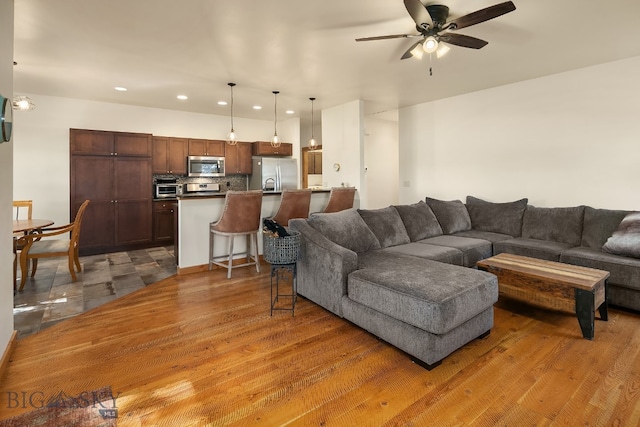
left=276, top=165, right=281, bottom=191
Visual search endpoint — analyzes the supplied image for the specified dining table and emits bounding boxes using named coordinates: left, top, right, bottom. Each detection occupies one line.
left=12, top=218, right=54, bottom=292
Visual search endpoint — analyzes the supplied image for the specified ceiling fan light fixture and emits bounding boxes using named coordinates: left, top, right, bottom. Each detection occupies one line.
left=436, top=44, right=450, bottom=58
left=226, top=83, right=238, bottom=145
left=271, top=90, right=282, bottom=148
left=410, top=44, right=424, bottom=60
left=423, top=36, right=438, bottom=54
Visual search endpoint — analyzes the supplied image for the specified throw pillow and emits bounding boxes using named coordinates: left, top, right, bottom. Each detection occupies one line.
left=358, top=206, right=411, bottom=248
left=425, top=197, right=471, bottom=234
left=308, top=209, right=381, bottom=253
left=602, top=212, right=640, bottom=259
left=581, top=207, right=630, bottom=249
left=394, top=201, right=443, bottom=241
left=465, top=195, right=528, bottom=237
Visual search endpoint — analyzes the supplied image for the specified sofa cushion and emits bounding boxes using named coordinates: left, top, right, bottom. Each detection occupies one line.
left=560, top=246, right=640, bottom=290
left=418, top=235, right=493, bottom=268
left=308, top=209, right=381, bottom=253
left=493, top=237, right=573, bottom=261
left=602, top=212, right=640, bottom=259
left=358, top=206, right=410, bottom=248
left=454, top=230, right=514, bottom=244
left=581, top=207, right=631, bottom=249
left=348, top=252, right=498, bottom=335
left=378, top=243, right=463, bottom=266
left=521, top=205, right=585, bottom=246
left=394, top=201, right=443, bottom=241
left=465, top=196, right=528, bottom=237
left=426, top=197, right=472, bottom=234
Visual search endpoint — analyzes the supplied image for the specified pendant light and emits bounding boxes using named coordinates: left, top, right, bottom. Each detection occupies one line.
left=271, top=90, right=281, bottom=148
left=309, top=97, right=318, bottom=150
left=226, top=83, right=238, bottom=145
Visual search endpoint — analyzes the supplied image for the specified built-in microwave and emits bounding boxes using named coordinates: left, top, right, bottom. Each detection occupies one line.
left=187, top=156, right=225, bottom=177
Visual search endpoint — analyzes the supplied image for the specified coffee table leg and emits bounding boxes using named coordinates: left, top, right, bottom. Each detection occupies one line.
left=598, top=280, right=609, bottom=321
left=575, top=288, right=595, bottom=340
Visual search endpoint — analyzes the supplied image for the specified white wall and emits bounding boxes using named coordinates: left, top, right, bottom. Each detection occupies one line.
left=320, top=100, right=366, bottom=205
left=0, top=0, right=14, bottom=359
left=399, top=55, right=640, bottom=210
left=13, top=94, right=300, bottom=227
left=364, top=117, right=399, bottom=209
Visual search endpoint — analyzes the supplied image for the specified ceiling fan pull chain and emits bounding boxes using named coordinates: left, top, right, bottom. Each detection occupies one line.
left=429, top=52, right=433, bottom=76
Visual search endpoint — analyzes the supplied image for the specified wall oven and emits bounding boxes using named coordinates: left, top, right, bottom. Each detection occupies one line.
left=187, top=156, right=225, bottom=177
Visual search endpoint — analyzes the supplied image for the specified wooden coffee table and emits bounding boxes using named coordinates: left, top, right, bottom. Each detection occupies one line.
left=477, top=253, right=609, bottom=340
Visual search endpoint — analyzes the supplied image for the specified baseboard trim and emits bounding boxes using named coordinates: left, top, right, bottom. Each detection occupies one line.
left=0, top=331, right=18, bottom=382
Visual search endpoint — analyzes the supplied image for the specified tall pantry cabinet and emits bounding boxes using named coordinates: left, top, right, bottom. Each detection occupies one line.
left=70, top=129, right=153, bottom=255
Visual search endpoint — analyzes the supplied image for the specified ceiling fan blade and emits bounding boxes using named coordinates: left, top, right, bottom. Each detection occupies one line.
left=439, top=33, right=488, bottom=49
left=356, top=33, right=418, bottom=42
left=447, top=1, right=516, bottom=30
left=404, top=0, right=433, bottom=30
left=401, top=40, right=424, bottom=60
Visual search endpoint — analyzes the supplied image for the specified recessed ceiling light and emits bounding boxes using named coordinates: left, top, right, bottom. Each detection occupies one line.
left=286, top=110, right=294, bottom=114
left=177, top=95, right=188, bottom=100
left=253, top=105, right=262, bottom=110
left=114, top=86, right=128, bottom=92
left=218, top=101, right=228, bottom=106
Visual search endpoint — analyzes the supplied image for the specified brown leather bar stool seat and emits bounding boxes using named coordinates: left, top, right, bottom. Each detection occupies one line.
left=323, top=187, right=357, bottom=213
left=270, top=189, right=312, bottom=227
left=209, top=190, right=263, bottom=279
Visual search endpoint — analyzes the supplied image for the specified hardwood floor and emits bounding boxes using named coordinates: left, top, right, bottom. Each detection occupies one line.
left=1, top=264, right=639, bottom=425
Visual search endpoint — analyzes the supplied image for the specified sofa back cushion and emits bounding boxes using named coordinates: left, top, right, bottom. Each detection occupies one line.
left=465, top=196, right=528, bottom=237
left=521, top=205, right=585, bottom=246
left=393, top=201, right=443, bottom=241
left=581, top=206, right=631, bottom=249
left=308, top=209, right=381, bottom=253
left=426, top=197, right=472, bottom=234
left=602, top=212, right=640, bottom=258
left=358, top=206, right=411, bottom=248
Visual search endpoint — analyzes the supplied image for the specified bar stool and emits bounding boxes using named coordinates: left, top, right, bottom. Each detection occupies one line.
left=323, top=187, right=356, bottom=213
left=209, top=190, right=263, bottom=279
left=270, top=189, right=312, bottom=227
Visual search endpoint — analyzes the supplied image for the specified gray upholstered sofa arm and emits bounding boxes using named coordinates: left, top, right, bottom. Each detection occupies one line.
left=290, top=219, right=358, bottom=317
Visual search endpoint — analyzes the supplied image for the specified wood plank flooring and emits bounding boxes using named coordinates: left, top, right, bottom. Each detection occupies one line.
left=1, top=264, right=639, bottom=426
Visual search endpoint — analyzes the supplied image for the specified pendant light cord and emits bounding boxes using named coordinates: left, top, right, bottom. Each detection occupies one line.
left=273, top=91, right=279, bottom=136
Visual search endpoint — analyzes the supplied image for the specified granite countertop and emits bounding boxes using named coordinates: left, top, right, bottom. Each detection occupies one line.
left=178, top=188, right=331, bottom=200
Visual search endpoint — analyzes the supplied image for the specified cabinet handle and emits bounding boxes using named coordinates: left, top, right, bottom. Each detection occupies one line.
left=114, top=152, right=118, bottom=156
left=170, top=210, right=174, bottom=213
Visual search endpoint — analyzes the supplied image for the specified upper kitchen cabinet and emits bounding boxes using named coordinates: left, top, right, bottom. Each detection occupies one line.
left=225, top=142, right=253, bottom=175
left=307, top=151, right=322, bottom=175
left=252, top=141, right=293, bottom=157
left=70, top=129, right=152, bottom=157
left=153, top=136, right=187, bottom=175
left=188, top=139, right=225, bottom=157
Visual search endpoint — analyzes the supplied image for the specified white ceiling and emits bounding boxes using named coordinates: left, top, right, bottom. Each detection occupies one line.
left=12, top=0, right=640, bottom=123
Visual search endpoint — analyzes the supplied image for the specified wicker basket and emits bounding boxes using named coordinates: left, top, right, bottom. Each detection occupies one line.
left=263, top=231, right=301, bottom=265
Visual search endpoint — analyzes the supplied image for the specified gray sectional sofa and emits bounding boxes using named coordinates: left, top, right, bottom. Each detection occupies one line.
left=289, top=196, right=640, bottom=368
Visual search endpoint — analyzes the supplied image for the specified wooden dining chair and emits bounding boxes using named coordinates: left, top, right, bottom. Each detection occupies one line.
left=18, top=200, right=90, bottom=291
left=13, top=200, right=33, bottom=220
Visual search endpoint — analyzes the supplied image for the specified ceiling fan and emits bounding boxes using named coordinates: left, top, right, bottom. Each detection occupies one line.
left=356, top=0, right=516, bottom=61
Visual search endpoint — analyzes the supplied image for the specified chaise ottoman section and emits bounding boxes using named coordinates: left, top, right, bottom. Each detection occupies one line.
left=347, top=256, right=498, bottom=335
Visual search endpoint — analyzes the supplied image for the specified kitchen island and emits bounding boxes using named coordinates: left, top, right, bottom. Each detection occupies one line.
left=177, top=189, right=343, bottom=273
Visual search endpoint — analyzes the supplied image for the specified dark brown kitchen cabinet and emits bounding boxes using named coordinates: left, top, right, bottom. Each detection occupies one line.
left=225, top=141, right=252, bottom=174
left=153, top=200, right=176, bottom=243
left=153, top=136, right=187, bottom=174
left=70, top=129, right=152, bottom=157
left=307, top=152, right=322, bottom=174
left=188, top=139, right=225, bottom=157
left=70, top=129, right=153, bottom=255
left=252, top=141, right=293, bottom=157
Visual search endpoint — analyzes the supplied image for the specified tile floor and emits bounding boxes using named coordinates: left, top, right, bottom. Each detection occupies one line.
left=13, top=246, right=176, bottom=338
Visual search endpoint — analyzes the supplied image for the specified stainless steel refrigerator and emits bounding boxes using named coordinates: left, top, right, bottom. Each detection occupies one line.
left=249, top=157, right=298, bottom=192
